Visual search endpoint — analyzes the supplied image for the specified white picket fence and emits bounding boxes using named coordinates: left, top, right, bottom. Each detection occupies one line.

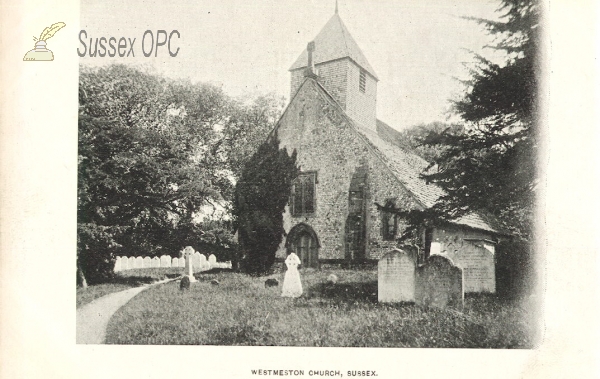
left=114, top=252, right=231, bottom=272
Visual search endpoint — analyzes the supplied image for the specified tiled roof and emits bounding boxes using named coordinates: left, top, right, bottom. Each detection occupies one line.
left=355, top=123, right=497, bottom=233
left=289, top=14, right=378, bottom=80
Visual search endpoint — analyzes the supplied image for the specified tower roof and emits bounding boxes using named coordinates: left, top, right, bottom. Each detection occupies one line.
left=289, top=13, right=378, bottom=80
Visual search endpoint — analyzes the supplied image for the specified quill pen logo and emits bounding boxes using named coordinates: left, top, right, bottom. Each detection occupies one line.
left=23, top=22, right=66, bottom=61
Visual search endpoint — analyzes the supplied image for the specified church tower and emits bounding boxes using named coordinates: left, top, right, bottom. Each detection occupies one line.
left=289, top=5, right=378, bottom=131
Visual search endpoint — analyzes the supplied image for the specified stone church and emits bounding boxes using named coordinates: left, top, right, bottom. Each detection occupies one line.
left=271, top=8, right=498, bottom=293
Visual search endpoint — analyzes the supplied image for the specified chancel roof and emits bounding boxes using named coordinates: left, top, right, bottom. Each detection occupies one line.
left=289, top=13, right=378, bottom=80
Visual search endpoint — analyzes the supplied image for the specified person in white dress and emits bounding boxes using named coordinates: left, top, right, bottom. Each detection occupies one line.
left=281, top=252, right=302, bottom=297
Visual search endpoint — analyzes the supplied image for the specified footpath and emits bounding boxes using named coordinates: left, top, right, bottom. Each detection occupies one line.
left=76, top=279, right=171, bottom=344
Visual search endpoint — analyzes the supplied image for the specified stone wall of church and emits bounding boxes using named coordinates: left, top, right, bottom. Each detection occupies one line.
left=275, top=79, right=421, bottom=262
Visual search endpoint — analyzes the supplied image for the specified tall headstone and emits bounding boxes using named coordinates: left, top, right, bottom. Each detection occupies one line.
left=134, top=256, right=143, bottom=269
left=172, top=257, right=179, bottom=267
left=378, top=249, right=416, bottom=303
left=160, top=255, right=171, bottom=268
left=183, top=246, right=197, bottom=282
left=192, top=252, right=201, bottom=270
left=122, top=256, right=130, bottom=270
left=114, top=257, right=122, bottom=272
left=179, top=257, right=185, bottom=268
left=152, top=256, right=161, bottom=268
left=199, top=254, right=207, bottom=270
left=128, top=257, right=136, bottom=269
left=208, top=254, right=217, bottom=268
left=143, top=256, right=152, bottom=268
left=446, top=242, right=496, bottom=293
left=415, top=255, right=463, bottom=309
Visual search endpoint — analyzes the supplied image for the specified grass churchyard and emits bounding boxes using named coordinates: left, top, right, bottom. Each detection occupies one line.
left=83, top=267, right=538, bottom=348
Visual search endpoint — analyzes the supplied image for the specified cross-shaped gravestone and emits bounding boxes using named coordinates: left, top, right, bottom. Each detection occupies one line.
left=183, top=246, right=197, bottom=282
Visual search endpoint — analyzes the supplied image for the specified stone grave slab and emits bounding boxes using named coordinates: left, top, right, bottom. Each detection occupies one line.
left=134, top=256, right=143, bottom=269
left=160, top=255, right=171, bottom=268
left=192, top=252, right=201, bottom=270
left=415, top=255, right=463, bottom=309
left=143, top=256, right=152, bottom=268
left=152, top=256, right=161, bottom=268
left=114, top=257, right=122, bottom=272
left=378, top=248, right=416, bottom=303
left=172, top=257, right=179, bottom=267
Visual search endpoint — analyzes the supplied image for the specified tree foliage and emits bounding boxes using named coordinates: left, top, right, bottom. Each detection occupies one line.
left=416, top=0, right=540, bottom=240
left=234, top=135, right=299, bottom=275
left=78, top=64, right=278, bottom=284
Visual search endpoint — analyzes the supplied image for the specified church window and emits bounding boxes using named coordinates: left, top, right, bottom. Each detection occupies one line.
left=292, top=172, right=317, bottom=216
left=359, top=68, right=366, bottom=93
left=381, top=199, right=398, bottom=241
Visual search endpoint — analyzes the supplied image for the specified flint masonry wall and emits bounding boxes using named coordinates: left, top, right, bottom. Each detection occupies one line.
left=276, top=79, right=421, bottom=262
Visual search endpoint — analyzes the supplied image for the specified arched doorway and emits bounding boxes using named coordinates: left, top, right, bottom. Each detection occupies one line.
left=286, top=223, right=320, bottom=268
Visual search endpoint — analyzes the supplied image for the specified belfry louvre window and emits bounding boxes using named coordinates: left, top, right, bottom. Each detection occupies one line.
left=292, top=172, right=317, bottom=216
left=359, top=69, right=366, bottom=93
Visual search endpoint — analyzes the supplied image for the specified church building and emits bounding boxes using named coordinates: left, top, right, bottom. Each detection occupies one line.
left=270, top=7, right=498, bottom=293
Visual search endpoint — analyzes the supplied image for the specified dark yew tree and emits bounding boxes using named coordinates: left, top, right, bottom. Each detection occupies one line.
left=417, top=0, right=541, bottom=241
left=234, top=135, right=299, bottom=275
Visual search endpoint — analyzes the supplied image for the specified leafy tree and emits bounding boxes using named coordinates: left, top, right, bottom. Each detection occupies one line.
left=415, top=0, right=540, bottom=241
left=234, top=135, right=299, bottom=275
left=78, top=64, right=282, bottom=284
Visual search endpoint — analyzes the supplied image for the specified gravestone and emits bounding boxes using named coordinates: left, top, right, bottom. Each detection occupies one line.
left=128, top=257, right=136, bottom=269
left=199, top=254, right=207, bottom=269
left=114, top=257, right=122, bottom=272
left=134, top=256, right=143, bottom=269
left=446, top=242, right=496, bottom=293
left=179, top=257, right=185, bottom=268
left=378, top=248, right=416, bottom=303
left=122, top=256, right=130, bottom=270
left=183, top=246, right=197, bottom=282
left=415, top=255, right=463, bottom=309
left=143, top=256, right=152, bottom=268
left=152, top=256, right=161, bottom=268
left=192, top=252, right=201, bottom=270
left=172, top=257, right=179, bottom=267
left=208, top=254, right=217, bottom=267
left=160, top=255, right=171, bottom=268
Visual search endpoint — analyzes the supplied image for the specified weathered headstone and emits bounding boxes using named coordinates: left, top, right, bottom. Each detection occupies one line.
left=199, top=254, right=208, bottom=270
left=160, top=255, right=171, bottom=268
left=128, top=257, right=136, bottom=269
left=114, top=257, right=122, bottom=272
left=179, top=257, right=185, bottom=268
left=183, top=246, right=197, bottom=282
left=134, top=256, right=143, bottom=269
left=143, top=256, right=152, bottom=268
left=378, top=248, right=416, bottom=303
left=122, top=256, right=130, bottom=270
left=445, top=242, right=496, bottom=293
left=152, top=256, right=161, bottom=268
left=172, top=257, right=179, bottom=267
left=415, top=255, right=463, bottom=309
left=192, top=252, right=201, bottom=270
left=208, top=254, right=217, bottom=268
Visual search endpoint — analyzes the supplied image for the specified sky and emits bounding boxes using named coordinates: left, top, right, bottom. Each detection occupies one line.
left=80, top=0, right=504, bottom=130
